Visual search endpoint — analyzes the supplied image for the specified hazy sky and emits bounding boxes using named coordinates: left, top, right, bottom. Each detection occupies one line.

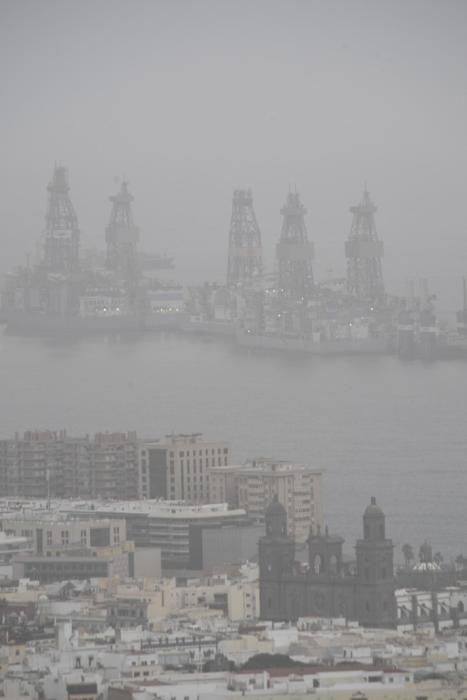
left=2, top=0, right=467, bottom=313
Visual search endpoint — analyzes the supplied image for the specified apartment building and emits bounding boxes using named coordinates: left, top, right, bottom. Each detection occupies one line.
left=90, top=432, right=139, bottom=500
left=0, top=430, right=139, bottom=499
left=0, top=431, right=228, bottom=502
left=0, top=511, right=133, bottom=582
left=138, top=433, right=229, bottom=502
left=209, top=458, right=323, bottom=542
left=0, top=430, right=90, bottom=498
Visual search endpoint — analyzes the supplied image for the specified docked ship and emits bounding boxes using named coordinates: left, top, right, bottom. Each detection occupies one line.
left=236, top=321, right=390, bottom=355
left=438, top=278, right=467, bottom=359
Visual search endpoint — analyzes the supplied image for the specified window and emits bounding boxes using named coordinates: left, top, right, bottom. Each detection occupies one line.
left=47, top=531, right=53, bottom=545
left=61, top=530, right=69, bottom=545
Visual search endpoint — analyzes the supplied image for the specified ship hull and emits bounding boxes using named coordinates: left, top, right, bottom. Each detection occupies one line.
left=236, top=329, right=390, bottom=354
left=183, top=318, right=235, bottom=337
left=3, top=309, right=190, bottom=335
left=3, top=310, right=143, bottom=334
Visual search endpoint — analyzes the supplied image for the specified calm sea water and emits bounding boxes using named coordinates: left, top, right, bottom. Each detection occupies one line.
left=1, top=328, right=466, bottom=561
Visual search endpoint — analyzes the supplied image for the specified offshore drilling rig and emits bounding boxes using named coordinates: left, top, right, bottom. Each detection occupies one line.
left=105, top=181, right=140, bottom=287
left=226, top=189, right=262, bottom=287
left=2, top=167, right=177, bottom=332
left=345, top=188, right=385, bottom=303
left=276, top=189, right=314, bottom=302
left=42, top=165, right=80, bottom=274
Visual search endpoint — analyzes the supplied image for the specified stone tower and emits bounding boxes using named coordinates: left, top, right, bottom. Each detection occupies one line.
left=259, top=495, right=295, bottom=621
left=355, top=497, right=396, bottom=627
left=308, top=525, right=344, bottom=577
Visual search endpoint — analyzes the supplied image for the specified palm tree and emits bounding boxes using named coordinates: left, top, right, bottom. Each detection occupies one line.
left=402, top=543, right=414, bottom=568
left=455, top=554, right=466, bottom=571
left=433, top=551, right=444, bottom=567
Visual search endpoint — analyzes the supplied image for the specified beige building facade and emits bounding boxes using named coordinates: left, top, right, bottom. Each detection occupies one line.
left=209, top=458, right=323, bottom=542
left=138, top=433, right=229, bottom=503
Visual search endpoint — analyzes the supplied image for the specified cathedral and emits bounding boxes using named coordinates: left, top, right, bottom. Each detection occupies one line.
left=259, top=495, right=397, bottom=628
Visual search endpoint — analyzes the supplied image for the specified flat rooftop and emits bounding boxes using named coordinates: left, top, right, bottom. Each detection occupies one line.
left=0, top=498, right=246, bottom=520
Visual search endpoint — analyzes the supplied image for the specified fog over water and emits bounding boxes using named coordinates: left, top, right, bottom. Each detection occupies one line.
left=1, top=332, right=465, bottom=559
left=2, top=0, right=467, bottom=313
left=1, top=1, right=467, bottom=564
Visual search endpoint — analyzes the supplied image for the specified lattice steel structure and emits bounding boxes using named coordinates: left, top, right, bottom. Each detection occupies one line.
left=43, top=166, right=80, bottom=272
left=276, top=190, right=314, bottom=301
left=105, top=181, right=139, bottom=283
left=345, top=189, right=384, bottom=301
left=227, top=189, right=262, bottom=287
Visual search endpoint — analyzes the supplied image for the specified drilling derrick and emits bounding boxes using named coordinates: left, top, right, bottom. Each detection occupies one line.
left=276, top=190, right=314, bottom=301
left=105, top=181, right=140, bottom=285
left=43, top=166, right=80, bottom=272
left=345, top=189, right=384, bottom=301
left=227, top=189, right=262, bottom=287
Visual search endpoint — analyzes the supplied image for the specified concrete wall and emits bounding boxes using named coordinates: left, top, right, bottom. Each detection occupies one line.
left=134, top=547, right=162, bottom=579
left=202, top=525, right=263, bottom=572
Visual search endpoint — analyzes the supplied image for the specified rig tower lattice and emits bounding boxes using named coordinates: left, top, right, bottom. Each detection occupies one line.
left=43, top=166, right=80, bottom=273
left=345, top=189, right=384, bottom=301
left=276, top=190, right=314, bottom=300
left=227, top=189, right=262, bottom=287
left=105, top=181, right=140, bottom=284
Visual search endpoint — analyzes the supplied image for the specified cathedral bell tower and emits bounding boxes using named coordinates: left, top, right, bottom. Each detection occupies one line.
left=356, top=497, right=396, bottom=627
left=259, top=495, right=295, bottom=621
